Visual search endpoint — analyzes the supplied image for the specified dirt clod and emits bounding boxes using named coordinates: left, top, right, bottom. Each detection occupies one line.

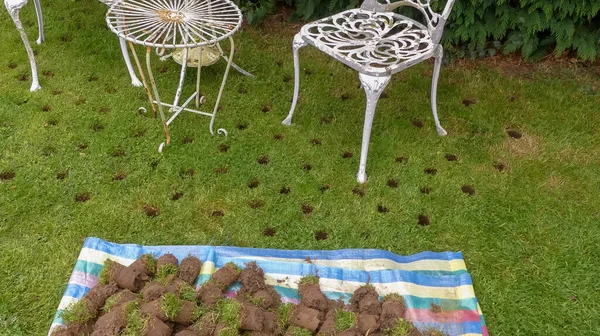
left=263, top=227, right=276, bottom=237
left=75, top=193, right=90, bottom=202
left=461, top=185, right=476, bottom=196
left=418, top=215, right=430, bottom=226
left=144, top=204, right=159, bottom=217
left=315, top=231, right=328, bottom=241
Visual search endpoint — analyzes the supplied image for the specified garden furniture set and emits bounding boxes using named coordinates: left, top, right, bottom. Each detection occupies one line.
left=4, top=0, right=455, bottom=183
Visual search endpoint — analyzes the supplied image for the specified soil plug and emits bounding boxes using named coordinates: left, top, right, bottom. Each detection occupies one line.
left=289, top=305, right=320, bottom=332
left=357, top=313, right=379, bottom=335
left=239, top=262, right=267, bottom=293
left=177, top=282, right=198, bottom=302
left=185, top=311, right=218, bottom=336
left=350, top=285, right=381, bottom=315
left=99, top=259, right=126, bottom=285
left=211, top=262, right=242, bottom=291
left=334, top=309, right=357, bottom=331
left=92, top=301, right=132, bottom=335
left=51, top=321, right=94, bottom=336
left=59, top=299, right=98, bottom=326
left=249, top=286, right=281, bottom=309
left=179, top=255, right=202, bottom=285
left=382, top=318, right=419, bottom=336
left=140, top=298, right=169, bottom=322
left=380, top=294, right=407, bottom=332
left=423, top=328, right=448, bottom=336
left=102, top=290, right=138, bottom=314
left=156, top=254, right=179, bottom=271
left=197, top=279, right=224, bottom=306
left=298, top=275, right=328, bottom=312
left=129, top=254, right=157, bottom=278
left=278, top=303, right=293, bottom=331
left=82, top=282, right=120, bottom=312
left=141, top=282, right=166, bottom=302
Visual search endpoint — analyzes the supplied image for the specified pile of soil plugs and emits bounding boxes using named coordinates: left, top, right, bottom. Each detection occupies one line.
left=54, top=255, right=447, bottom=336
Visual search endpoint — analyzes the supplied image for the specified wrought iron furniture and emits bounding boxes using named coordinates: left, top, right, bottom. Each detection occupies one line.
left=106, top=0, right=242, bottom=152
left=4, top=0, right=43, bottom=91
left=283, top=0, right=456, bottom=183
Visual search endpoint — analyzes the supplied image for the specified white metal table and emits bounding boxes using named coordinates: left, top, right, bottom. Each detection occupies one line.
left=106, top=0, right=242, bottom=152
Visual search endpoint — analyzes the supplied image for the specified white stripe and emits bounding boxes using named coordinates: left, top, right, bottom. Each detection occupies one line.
left=78, top=248, right=136, bottom=266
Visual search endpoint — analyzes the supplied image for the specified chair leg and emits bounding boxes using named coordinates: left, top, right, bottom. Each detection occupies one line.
left=33, top=0, right=44, bottom=44
left=356, top=73, right=390, bottom=184
left=5, top=4, right=41, bottom=91
left=119, top=37, right=143, bottom=87
left=282, top=33, right=307, bottom=126
left=431, top=46, right=447, bottom=136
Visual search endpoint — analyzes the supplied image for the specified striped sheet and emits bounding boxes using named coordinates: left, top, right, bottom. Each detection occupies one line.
left=49, top=237, right=488, bottom=336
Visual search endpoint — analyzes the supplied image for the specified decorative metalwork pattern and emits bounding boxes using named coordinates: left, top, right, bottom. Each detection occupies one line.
left=106, top=0, right=242, bottom=48
left=302, top=10, right=434, bottom=75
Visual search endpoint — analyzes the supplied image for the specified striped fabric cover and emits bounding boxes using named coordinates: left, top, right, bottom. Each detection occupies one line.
left=49, top=237, right=488, bottom=336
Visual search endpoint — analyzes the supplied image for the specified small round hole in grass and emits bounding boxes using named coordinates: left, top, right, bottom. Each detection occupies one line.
left=88, top=74, right=98, bottom=82
left=273, top=133, right=284, bottom=141
left=395, top=156, right=408, bottom=164
left=56, top=171, right=68, bottom=180
left=52, top=90, right=62, bottom=96
left=303, top=69, right=313, bottom=75
left=91, top=123, right=104, bottom=132
left=74, top=97, right=87, bottom=106
left=261, top=104, right=271, bottom=113
left=352, top=186, right=365, bottom=197
left=182, top=136, right=194, bottom=144
left=248, top=178, right=260, bottom=189
left=340, top=93, right=351, bottom=101
left=248, top=199, right=265, bottom=209
left=282, top=74, right=292, bottom=83
left=179, top=168, right=195, bottom=178
left=315, top=231, right=328, bottom=241
left=158, top=65, right=169, bottom=73
left=310, top=138, right=322, bottom=146
left=42, top=70, right=54, bottom=77
left=380, top=91, right=389, bottom=99
left=418, top=214, right=430, bottom=226
left=218, top=143, right=230, bottom=152
left=17, top=73, right=29, bottom=81
left=144, top=204, right=159, bottom=217
left=319, top=184, right=331, bottom=192
left=302, top=163, right=312, bottom=171
left=420, top=187, right=432, bottom=194
left=0, top=171, right=15, bottom=181
left=445, top=154, right=458, bottom=161
left=112, top=148, right=126, bottom=157
left=411, top=119, right=424, bottom=128
left=7, top=62, right=17, bottom=69
left=238, top=87, right=248, bottom=94
left=506, top=129, right=522, bottom=139
left=112, top=173, right=126, bottom=181
left=461, top=185, right=476, bottom=196
left=493, top=161, right=506, bottom=171
left=462, top=99, right=476, bottom=107
left=280, top=186, right=291, bottom=194
left=377, top=205, right=389, bottom=213
left=171, top=192, right=183, bottom=201
left=99, top=106, right=111, bottom=114
left=263, top=227, right=276, bottom=237
left=42, top=104, right=51, bottom=112
left=214, top=166, right=228, bottom=174
left=211, top=210, right=225, bottom=217
left=42, top=146, right=57, bottom=156
left=342, top=151, right=353, bottom=159
left=424, top=168, right=437, bottom=175
left=257, top=155, right=269, bottom=165
left=133, top=129, right=146, bottom=137
left=75, top=192, right=90, bottom=203
left=387, top=179, right=398, bottom=188
left=320, top=115, right=333, bottom=124
left=45, top=119, right=58, bottom=127
left=301, top=203, right=313, bottom=214
left=236, top=123, right=248, bottom=130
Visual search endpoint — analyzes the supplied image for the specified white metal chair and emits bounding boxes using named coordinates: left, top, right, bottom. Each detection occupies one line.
left=283, top=0, right=456, bottom=183
left=4, top=0, right=44, bottom=91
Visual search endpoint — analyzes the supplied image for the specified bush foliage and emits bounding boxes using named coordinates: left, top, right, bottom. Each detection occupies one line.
left=238, top=0, right=600, bottom=61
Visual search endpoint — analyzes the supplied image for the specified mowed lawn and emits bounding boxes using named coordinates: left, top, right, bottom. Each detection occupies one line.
left=1, top=0, right=600, bottom=335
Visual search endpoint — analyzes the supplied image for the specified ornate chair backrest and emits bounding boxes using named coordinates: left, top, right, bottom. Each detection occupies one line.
left=360, top=0, right=456, bottom=44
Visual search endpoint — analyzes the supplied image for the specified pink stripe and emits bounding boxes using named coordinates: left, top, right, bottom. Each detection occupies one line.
left=404, top=308, right=481, bottom=323
left=482, top=326, right=489, bottom=336
left=68, top=271, right=98, bottom=288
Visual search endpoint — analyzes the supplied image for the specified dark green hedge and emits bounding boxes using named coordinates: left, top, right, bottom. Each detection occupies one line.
left=234, top=0, right=600, bottom=61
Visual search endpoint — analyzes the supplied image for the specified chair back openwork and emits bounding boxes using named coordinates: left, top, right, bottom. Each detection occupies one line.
left=360, top=0, right=456, bottom=44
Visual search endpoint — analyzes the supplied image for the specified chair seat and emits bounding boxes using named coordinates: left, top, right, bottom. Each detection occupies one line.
left=300, top=9, right=435, bottom=76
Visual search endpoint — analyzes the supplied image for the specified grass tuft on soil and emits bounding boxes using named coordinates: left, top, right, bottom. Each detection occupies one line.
left=140, top=254, right=157, bottom=275
left=102, top=293, right=120, bottom=313
left=98, top=259, right=115, bottom=285
left=122, top=302, right=148, bottom=336
left=178, top=283, right=198, bottom=301
left=298, top=275, right=319, bottom=287
left=155, top=264, right=179, bottom=284
left=334, top=309, right=356, bottom=331
left=161, top=292, right=182, bottom=320
left=286, top=326, right=313, bottom=336
left=59, top=300, right=95, bottom=324
left=382, top=293, right=405, bottom=304
left=217, top=298, right=242, bottom=329
left=278, top=302, right=293, bottom=330
left=383, top=318, right=413, bottom=336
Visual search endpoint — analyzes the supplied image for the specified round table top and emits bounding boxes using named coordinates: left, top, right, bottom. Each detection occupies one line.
left=106, top=0, right=242, bottom=49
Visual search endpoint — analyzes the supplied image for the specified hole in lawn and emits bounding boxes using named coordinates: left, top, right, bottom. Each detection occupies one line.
left=0, top=171, right=15, bottom=181
left=105, top=87, right=117, bottom=94
left=263, top=227, right=276, bottom=237
left=75, top=192, right=90, bottom=202
left=273, top=133, right=284, bottom=141
left=18, top=73, right=29, bottom=81
left=276, top=60, right=283, bottom=67
left=461, top=185, right=476, bottom=196
left=180, top=136, right=194, bottom=144
left=56, top=171, right=68, bottom=180
left=301, top=203, right=313, bottom=214
left=42, top=104, right=51, bottom=112
left=112, top=173, right=126, bottom=181
left=445, top=154, right=458, bottom=161
left=320, top=115, right=333, bottom=124
left=133, top=129, right=146, bottom=137
left=236, top=123, right=248, bottom=130
left=280, top=186, right=291, bottom=194
left=42, top=146, right=57, bottom=156
left=78, top=144, right=88, bottom=150
left=261, top=104, right=271, bottom=113
left=509, top=95, right=518, bottom=102
left=248, top=178, right=260, bottom=189
left=112, top=148, right=126, bottom=157
left=302, top=163, right=312, bottom=171
left=99, top=106, right=111, bottom=113
left=214, top=166, right=228, bottom=174
left=257, top=155, right=269, bottom=165
left=143, top=204, right=159, bottom=217
left=88, top=74, right=98, bottom=82
left=342, top=151, right=353, bottom=159
left=180, top=168, right=195, bottom=178
left=411, top=119, right=424, bottom=128
left=74, top=97, right=87, bottom=106
left=45, top=119, right=58, bottom=127
left=387, top=179, right=398, bottom=188
left=150, top=160, right=160, bottom=170
left=7, top=62, right=17, bottom=69
left=395, top=156, right=408, bottom=164
left=424, top=168, right=437, bottom=175
left=171, top=192, right=183, bottom=201
left=462, top=98, right=476, bottom=107
left=315, top=231, right=328, bottom=240
left=352, top=186, right=365, bottom=197
left=282, top=74, right=292, bottom=83
left=60, top=34, right=72, bottom=42
left=340, top=93, right=351, bottom=101
left=218, top=143, right=229, bottom=152
left=43, top=70, right=54, bottom=77
left=380, top=91, right=389, bottom=99
left=377, top=205, right=389, bottom=213
left=211, top=210, right=225, bottom=217
left=304, top=69, right=313, bottom=75
left=52, top=90, right=62, bottom=95
left=493, top=161, right=506, bottom=171
left=91, top=123, right=104, bottom=132
left=158, top=65, right=169, bottom=73
left=310, top=138, right=322, bottom=146
left=420, top=187, right=432, bottom=194
left=506, top=129, right=522, bottom=139
left=248, top=199, right=265, bottom=209
left=238, top=87, right=248, bottom=94
left=319, top=184, right=331, bottom=192
left=418, top=214, right=430, bottom=226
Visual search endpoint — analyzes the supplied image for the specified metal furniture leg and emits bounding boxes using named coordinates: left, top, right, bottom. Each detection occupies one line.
left=172, top=48, right=189, bottom=112
left=431, top=45, right=447, bottom=136
left=119, top=37, right=143, bottom=87
left=5, top=1, right=41, bottom=92
left=208, top=36, right=234, bottom=136
left=356, top=73, right=390, bottom=183
left=282, top=33, right=307, bottom=125
left=32, top=0, right=43, bottom=44
left=128, top=41, right=156, bottom=117
left=195, top=46, right=203, bottom=107
left=145, top=47, right=170, bottom=152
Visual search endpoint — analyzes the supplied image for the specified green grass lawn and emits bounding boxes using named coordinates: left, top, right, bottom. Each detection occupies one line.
left=1, top=1, right=600, bottom=335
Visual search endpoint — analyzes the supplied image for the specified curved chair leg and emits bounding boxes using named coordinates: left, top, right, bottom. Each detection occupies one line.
left=5, top=3, right=41, bottom=91
left=119, top=37, right=143, bottom=87
left=431, top=46, right=447, bottom=136
left=356, top=73, right=390, bottom=184
left=282, top=33, right=307, bottom=126
left=33, top=0, right=43, bottom=44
